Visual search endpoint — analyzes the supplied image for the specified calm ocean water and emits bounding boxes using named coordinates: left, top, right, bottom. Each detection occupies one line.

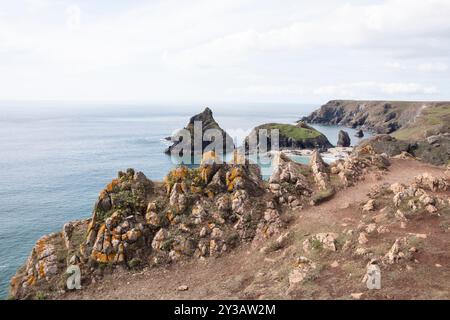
left=0, top=102, right=368, bottom=298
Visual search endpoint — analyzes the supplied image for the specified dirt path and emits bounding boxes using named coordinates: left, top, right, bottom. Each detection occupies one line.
left=62, top=159, right=449, bottom=300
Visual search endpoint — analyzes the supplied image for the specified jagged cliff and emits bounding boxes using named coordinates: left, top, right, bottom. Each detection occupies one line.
left=165, top=107, right=235, bottom=157
left=302, top=100, right=450, bottom=137
left=303, top=100, right=450, bottom=165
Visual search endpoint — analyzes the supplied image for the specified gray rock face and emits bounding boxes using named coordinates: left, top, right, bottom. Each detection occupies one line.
left=164, top=107, right=235, bottom=157
left=337, top=130, right=351, bottom=147
left=355, top=129, right=364, bottom=138
left=301, top=100, right=436, bottom=134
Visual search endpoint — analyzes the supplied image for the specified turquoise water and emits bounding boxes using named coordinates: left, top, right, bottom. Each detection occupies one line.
left=0, top=102, right=368, bottom=298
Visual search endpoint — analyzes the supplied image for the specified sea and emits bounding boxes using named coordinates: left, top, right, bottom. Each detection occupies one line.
left=0, top=101, right=370, bottom=298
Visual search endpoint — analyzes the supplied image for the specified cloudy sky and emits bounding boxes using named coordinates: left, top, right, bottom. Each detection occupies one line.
left=1, top=0, right=450, bottom=103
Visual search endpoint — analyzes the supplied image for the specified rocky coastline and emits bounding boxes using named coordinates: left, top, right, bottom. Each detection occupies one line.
left=302, top=100, right=450, bottom=166
left=8, top=103, right=450, bottom=300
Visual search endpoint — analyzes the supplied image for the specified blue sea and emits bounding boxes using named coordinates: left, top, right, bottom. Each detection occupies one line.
left=0, top=102, right=369, bottom=298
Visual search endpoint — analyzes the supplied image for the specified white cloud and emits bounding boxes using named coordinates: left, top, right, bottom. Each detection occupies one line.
left=418, top=62, right=448, bottom=72
left=66, top=5, right=81, bottom=31
left=0, top=0, right=449, bottom=102
left=314, top=82, right=438, bottom=97
left=380, top=83, right=438, bottom=95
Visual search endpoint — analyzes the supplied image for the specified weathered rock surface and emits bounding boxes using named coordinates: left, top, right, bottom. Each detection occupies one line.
left=164, top=107, right=235, bottom=157
left=357, top=134, right=450, bottom=166
left=301, top=100, right=447, bottom=135
left=355, top=129, right=364, bottom=138
left=10, top=143, right=400, bottom=300
left=337, top=130, right=351, bottom=147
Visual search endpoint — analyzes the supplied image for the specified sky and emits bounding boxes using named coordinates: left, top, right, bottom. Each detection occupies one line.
left=1, top=0, right=450, bottom=104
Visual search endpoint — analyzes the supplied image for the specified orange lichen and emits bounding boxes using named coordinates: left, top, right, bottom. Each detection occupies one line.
left=98, top=224, right=106, bottom=235
left=26, top=275, right=36, bottom=286
left=106, top=179, right=120, bottom=193
left=37, top=261, right=45, bottom=279
left=91, top=250, right=110, bottom=263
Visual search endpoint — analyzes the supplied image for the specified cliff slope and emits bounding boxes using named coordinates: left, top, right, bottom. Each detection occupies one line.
left=303, top=100, right=450, bottom=165
left=302, top=100, right=450, bottom=137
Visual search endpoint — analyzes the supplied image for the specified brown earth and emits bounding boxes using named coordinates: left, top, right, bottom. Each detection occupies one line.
left=60, top=159, right=450, bottom=300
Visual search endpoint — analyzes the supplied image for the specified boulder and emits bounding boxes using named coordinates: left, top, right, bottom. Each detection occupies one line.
left=355, top=129, right=364, bottom=138
left=337, top=130, right=351, bottom=147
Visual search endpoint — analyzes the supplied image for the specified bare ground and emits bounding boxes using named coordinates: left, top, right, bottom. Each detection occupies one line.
left=61, top=159, right=450, bottom=300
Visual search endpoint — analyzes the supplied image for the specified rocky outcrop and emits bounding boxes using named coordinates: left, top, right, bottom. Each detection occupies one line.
left=337, top=130, right=351, bottom=147
left=355, top=129, right=364, bottom=138
left=309, top=150, right=330, bottom=191
left=357, top=134, right=450, bottom=166
left=165, top=108, right=235, bottom=158
left=10, top=146, right=396, bottom=300
left=10, top=153, right=278, bottom=299
left=330, top=145, right=390, bottom=187
left=244, top=122, right=332, bottom=153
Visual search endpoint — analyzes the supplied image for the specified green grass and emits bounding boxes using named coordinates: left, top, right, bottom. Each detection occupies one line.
left=393, top=104, right=450, bottom=140
left=423, top=105, right=450, bottom=125
left=262, top=123, right=322, bottom=140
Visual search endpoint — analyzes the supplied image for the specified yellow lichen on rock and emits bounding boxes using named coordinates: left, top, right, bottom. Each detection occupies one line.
left=226, top=167, right=244, bottom=192
left=164, top=166, right=190, bottom=194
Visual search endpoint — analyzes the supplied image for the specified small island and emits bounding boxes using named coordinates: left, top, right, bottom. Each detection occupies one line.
left=164, top=107, right=235, bottom=158
left=244, top=121, right=333, bottom=153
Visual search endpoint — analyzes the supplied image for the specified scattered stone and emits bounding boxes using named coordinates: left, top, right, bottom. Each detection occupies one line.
left=288, top=257, right=317, bottom=286
left=362, top=199, right=376, bottom=212
left=425, top=204, right=438, bottom=214
left=330, top=261, right=339, bottom=268
left=377, top=226, right=390, bottom=234
left=177, top=285, right=189, bottom=291
left=365, top=223, right=377, bottom=234
left=358, top=232, right=369, bottom=245
left=304, top=233, right=339, bottom=252
left=350, top=293, right=364, bottom=300
left=383, top=238, right=407, bottom=264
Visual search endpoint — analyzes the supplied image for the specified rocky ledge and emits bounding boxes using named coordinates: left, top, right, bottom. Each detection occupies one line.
left=9, top=146, right=391, bottom=299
